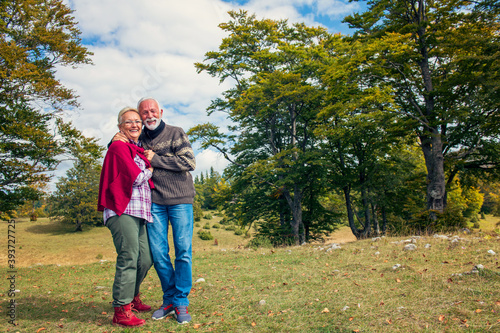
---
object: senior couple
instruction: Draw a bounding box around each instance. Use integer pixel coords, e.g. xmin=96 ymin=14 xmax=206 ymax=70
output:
xmin=97 ymin=97 xmax=196 ymax=327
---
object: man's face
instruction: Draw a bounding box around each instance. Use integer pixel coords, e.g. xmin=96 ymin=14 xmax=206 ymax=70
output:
xmin=139 ymin=99 xmax=163 ymax=130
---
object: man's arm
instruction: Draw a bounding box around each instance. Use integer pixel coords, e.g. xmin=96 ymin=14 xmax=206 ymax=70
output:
xmin=107 ymin=132 xmax=128 ymax=148
xmin=145 ymin=129 xmax=196 ymax=172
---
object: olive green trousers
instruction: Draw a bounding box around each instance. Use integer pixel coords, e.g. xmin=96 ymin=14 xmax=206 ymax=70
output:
xmin=106 ymin=214 xmax=152 ymax=307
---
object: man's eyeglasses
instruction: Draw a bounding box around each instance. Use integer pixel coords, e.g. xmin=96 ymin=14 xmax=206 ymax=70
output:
xmin=121 ymin=120 xmax=142 ymax=126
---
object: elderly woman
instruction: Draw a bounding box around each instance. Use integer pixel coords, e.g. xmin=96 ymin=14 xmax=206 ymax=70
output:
xmin=97 ymin=107 xmax=154 ymax=327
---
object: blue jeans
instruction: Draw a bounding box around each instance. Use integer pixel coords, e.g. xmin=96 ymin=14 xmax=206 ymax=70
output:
xmin=147 ymin=203 xmax=193 ymax=307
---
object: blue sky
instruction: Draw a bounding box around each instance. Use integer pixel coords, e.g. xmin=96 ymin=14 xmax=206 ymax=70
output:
xmin=56 ymin=0 xmax=363 ymax=181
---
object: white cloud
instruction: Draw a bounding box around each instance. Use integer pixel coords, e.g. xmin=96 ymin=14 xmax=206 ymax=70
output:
xmin=193 ymin=149 xmax=231 ymax=177
xmin=56 ymin=0 xmax=358 ymax=179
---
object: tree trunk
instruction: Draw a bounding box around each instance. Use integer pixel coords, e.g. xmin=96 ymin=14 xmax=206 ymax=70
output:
xmin=343 ymin=185 xmax=363 ymax=239
xmin=360 ymin=185 xmax=371 ymax=238
xmin=283 ymin=186 xmax=304 ymax=245
xmin=381 ymin=206 xmax=387 ymax=235
xmin=420 ymin=132 xmax=446 ymax=218
xmin=372 ymin=203 xmax=379 ymax=236
xmin=75 ymin=220 xmax=83 ymax=232
xmin=416 ymin=20 xmax=447 ymax=218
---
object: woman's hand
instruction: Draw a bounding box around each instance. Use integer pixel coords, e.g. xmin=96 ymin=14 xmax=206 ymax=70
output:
xmin=144 ymin=150 xmax=155 ymax=161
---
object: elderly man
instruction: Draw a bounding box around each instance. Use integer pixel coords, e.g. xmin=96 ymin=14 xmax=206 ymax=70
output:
xmin=112 ymin=97 xmax=196 ymax=324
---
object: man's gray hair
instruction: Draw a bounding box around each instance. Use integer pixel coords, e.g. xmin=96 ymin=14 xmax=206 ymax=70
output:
xmin=137 ymin=97 xmax=161 ymax=110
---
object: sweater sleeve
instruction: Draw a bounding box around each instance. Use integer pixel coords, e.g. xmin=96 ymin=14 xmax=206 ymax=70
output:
xmin=150 ymin=127 xmax=196 ymax=172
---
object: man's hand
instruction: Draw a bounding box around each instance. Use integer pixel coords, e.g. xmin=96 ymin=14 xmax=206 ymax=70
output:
xmin=112 ymin=132 xmax=128 ymax=143
xmin=144 ymin=150 xmax=155 ymax=161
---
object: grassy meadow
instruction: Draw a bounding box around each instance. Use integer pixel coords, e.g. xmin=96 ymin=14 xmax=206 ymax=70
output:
xmin=1 ymin=213 xmax=499 ymax=332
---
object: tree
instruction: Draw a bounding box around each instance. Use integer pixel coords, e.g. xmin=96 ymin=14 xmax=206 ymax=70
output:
xmin=48 ymin=124 xmax=104 ymax=231
xmin=0 ymin=0 xmax=92 ymax=216
xmin=342 ymin=0 xmax=500 ymax=219
xmin=191 ymin=11 xmax=332 ymax=244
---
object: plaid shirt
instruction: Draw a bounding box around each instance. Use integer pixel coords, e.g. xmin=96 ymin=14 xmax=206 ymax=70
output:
xmin=103 ymin=142 xmax=153 ymax=224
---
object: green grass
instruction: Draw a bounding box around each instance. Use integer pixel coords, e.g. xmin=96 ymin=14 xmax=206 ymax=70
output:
xmin=2 ymin=215 xmax=500 ymax=332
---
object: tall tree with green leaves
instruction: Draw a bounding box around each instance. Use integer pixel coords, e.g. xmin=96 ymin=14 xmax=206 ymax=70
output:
xmin=341 ymin=0 xmax=500 ymax=219
xmin=191 ymin=10 xmax=331 ymax=244
xmin=0 ymin=0 xmax=92 ymax=215
xmin=48 ymin=124 xmax=104 ymax=231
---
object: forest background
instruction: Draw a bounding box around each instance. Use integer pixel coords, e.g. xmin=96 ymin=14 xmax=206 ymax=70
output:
xmin=2 ymin=0 xmax=500 ymax=245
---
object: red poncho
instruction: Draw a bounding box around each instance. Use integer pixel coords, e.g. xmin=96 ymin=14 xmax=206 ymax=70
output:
xmin=97 ymin=141 xmax=154 ymax=215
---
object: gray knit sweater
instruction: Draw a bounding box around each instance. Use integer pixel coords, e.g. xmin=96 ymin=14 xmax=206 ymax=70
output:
xmin=140 ymin=121 xmax=196 ymax=205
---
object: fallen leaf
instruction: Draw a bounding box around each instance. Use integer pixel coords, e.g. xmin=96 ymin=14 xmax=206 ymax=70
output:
xmin=349 ymin=317 xmax=354 ymax=321
xmin=396 ymin=278 xmax=401 ymax=283
xmin=321 ymin=308 xmax=330 ymax=313
xmin=251 ymin=322 xmax=257 ymax=327
xmin=495 ymin=301 xmax=500 ymax=306
xmin=193 ymin=324 xmax=201 ymax=329
xmin=386 ymin=319 xmax=392 ymax=324
xmin=438 ymin=315 xmax=445 ymax=322
xmin=475 ymin=309 xmax=482 ymax=313
xmin=101 ymin=312 xmax=107 ymax=315
xmin=36 ymin=328 xmax=46 ymax=333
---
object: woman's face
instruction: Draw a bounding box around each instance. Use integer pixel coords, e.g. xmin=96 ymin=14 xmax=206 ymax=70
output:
xmin=118 ymin=111 xmax=142 ymax=142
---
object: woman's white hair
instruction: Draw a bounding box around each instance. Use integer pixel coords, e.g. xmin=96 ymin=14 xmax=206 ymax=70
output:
xmin=117 ymin=107 xmax=139 ymax=125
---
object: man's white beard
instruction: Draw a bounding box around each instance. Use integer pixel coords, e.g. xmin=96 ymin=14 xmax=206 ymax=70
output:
xmin=144 ymin=117 xmax=161 ymax=131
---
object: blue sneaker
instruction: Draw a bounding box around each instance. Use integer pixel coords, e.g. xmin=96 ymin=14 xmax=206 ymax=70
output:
xmin=174 ymin=306 xmax=191 ymax=324
xmin=152 ymin=304 xmax=174 ymax=320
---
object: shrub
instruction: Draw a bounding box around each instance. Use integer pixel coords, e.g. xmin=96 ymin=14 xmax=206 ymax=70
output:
xmin=203 ymin=213 xmax=213 ymax=220
xmin=234 ymin=228 xmax=244 ymax=235
xmin=247 ymin=236 xmax=274 ymax=250
xmin=212 ymin=223 xmax=220 ymax=229
xmin=195 ymin=222 xmax=201 ymax=227
xmin=225 ymin=225 xmax=236 ymax=231
xmin=203 ymin=222 xmax=211 ymax=229
xmin=198 ymin=230 xmax=214 ymax=240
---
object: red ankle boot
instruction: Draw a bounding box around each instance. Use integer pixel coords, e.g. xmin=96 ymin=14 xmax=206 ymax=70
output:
xmin=131 ymin=293 xmax=151 ymax=312
xmin=113 ymin=304 xmax=145 ymax=327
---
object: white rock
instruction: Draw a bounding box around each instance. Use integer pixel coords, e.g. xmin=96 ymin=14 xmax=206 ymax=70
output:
xmin=434 ymin=234 xmax=449 ymax=240
xmin=403 ymin=244 xmax=417 ymax=251
xmin=425 ymin=244 xmax=431 ymax=248
xmin=392 ymin=264 xmax=402 ymax=270
xmin=487 ymin=250 xmax=496 ymax=255
xmin=259 ymin=300 xmax=266 ymax=306
xmin=195 ymin=278 xmax=206 ymax=283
